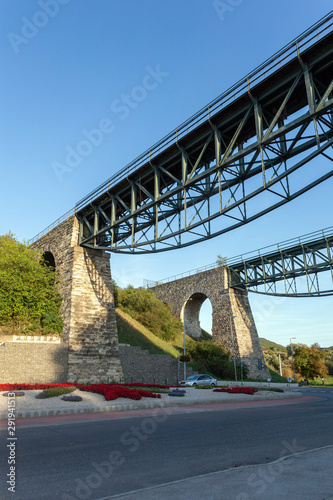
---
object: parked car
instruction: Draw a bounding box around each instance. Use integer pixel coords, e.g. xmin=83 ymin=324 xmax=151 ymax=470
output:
xmin=179 ymin=374 xmax=217 ymax=386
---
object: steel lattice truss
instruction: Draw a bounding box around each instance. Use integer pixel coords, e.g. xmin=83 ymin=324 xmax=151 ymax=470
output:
xmin=77 ymin=15 xmax=333 ymax=253
xmin=228 ymin=228 xmax=333 ymax=297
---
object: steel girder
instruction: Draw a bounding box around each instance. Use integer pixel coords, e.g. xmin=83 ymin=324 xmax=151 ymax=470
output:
xmin=228 ymin=227 xmax=333 ymax=297
xmin=77 ymin=19 xmax=333 ymax=253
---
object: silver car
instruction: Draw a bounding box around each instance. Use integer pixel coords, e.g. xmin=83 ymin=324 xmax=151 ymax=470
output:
xmin=179 ymin=374 xmax=217 ymax=386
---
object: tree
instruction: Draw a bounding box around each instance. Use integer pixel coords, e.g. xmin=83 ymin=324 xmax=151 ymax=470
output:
xmin=0 ymin=233 xmax=63 ymax=333
xmin=293 ymin=343 xmax=328 ymax=380
xmin=216 ymin=255 xmax=227 ymax=266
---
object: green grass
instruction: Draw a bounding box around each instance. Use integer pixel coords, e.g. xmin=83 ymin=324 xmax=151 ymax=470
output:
xmin=116 ymin=308 xmax=191 ymax=358
xmin=260 ymin=337 xmax=287 ymax=352
xmin=267 ymin=368 xmax=289 ymax=383
xmin=309 ymin=375 xmax=333 ymax=387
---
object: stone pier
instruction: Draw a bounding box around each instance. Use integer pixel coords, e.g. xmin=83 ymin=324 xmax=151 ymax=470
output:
xmin=30 ymin=215 xmax=123 ymax=383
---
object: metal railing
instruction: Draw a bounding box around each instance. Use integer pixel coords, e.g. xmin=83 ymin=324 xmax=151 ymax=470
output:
xmin=144 ymin=226 xmax=333 ymax=287
xmin=28 ymin=12 xmax=333 ymax=245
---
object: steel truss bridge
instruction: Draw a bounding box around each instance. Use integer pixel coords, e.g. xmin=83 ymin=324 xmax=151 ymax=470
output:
xmin=30 ymin=13 xmax=333 ymax=252
xmin=145 ymin=226 xmax=333 ymax=297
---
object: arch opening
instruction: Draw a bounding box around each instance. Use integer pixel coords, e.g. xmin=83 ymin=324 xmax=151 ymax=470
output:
xmin=182 ymin=293 xmax=212 ymax=340
xmin=42 ymin=251 xmax=56 ymax=269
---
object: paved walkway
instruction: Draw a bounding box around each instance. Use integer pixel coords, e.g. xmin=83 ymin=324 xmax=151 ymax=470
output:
xmin=106 ymin=445 xmax=333 ymax=500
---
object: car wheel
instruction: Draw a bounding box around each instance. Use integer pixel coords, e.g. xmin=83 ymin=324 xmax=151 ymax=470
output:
xmin=193 ymin=383 xmax=197 ymax=386
xmin=211 ymin=383 xmax=216 ymax=386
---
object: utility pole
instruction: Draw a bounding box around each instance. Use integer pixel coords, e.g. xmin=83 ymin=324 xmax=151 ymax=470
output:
xmin=230 ymin=315 xmax=237 ymax=382
xmin=290 ymin=337 xmax=296 ymax=382
xmin=278 ymin=352 xmax=283 ymax=377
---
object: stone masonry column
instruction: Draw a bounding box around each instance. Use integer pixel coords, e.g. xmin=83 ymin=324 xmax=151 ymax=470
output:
xmin=213 ymin=269 xmax=270 ymax=379
xmin=66 ymin=246 xmax=123 ymax=383
xmin=30 ymin=215 xmax=123 ymax=384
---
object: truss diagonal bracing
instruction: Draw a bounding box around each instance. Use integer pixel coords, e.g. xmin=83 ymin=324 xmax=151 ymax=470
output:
xmin=228 ymin=227 xmax=333 ymax=297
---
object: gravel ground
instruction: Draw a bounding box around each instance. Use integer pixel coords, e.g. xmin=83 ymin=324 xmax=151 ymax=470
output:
xmin=0 ymin=387 xmax=301 ymax=418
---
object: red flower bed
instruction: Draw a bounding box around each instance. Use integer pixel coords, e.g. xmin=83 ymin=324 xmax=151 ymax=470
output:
xmin=0 ymin=382 xmax=162 ymax=401
xmin=0 ymin=383 xmax=79 ymax=392
xmin=79 ymin=384 xmax=161 ymax=401
xmin=213 ymin=387 xmax=258 ymax=395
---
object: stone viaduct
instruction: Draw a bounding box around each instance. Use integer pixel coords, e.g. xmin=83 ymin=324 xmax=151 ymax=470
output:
xmin=11 ymin=215 xmax=269 ymax=383
xmin=150 ymin=268 xmax=269 ymax=379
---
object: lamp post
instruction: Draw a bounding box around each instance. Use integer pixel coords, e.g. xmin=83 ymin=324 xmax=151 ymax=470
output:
xmin=183 ymin=317 xmax=186 ymax=380
xmin=230 ymin=315 xmax=237 ymax=382
xmin=290 ymin=337 xmax=296 ymax=382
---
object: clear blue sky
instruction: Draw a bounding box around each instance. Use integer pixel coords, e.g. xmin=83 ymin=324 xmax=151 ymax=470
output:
xmin=1 ymin=0 xmax=332 ymax=347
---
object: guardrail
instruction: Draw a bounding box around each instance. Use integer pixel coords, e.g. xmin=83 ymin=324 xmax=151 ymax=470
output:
xmin=28 ymin=12 xmax=333 ymax=245
xmin=144 ymin=226 xmax=333 ymax=287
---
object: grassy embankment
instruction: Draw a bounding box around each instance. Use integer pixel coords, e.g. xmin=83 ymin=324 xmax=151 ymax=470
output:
xmin=116 ymin=309 xmax=289 ymax=382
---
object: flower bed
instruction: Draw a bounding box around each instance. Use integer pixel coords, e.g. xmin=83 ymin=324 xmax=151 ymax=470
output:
xmin=79 ymin=384 xmax=162 ymax=401
xmin=0 ymin=382 xmax=162 ymax=402
xmin=2 ymin=391 xmax=25 ymax=397
xmin=168 ymin=389 xmax=186 ymax=397
xmin=213 ymin=387 xmax=258 ymax=395
xmin=62 ymin=395 xmax=83 ymax=402
xmin=0 ymin=383 xmax=80 ymax=392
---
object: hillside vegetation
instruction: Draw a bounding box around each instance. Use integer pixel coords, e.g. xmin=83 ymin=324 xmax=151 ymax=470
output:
xmin=0 ymin=234 xmax=63 ymax=335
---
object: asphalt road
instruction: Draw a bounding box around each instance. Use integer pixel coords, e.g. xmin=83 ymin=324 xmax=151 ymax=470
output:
xmin=0 ymin=388 xmax=332 ymax=500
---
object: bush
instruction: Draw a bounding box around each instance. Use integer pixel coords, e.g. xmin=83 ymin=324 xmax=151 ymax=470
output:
xmin=40 ymin=311 xmax=64 ymax=335
xmin=187 ymin=340 xmax=247 ymax=380
xmin=35 ymin=386 xmax=76 ymax=399
xmin=62 ymin=395 xmax=82 ymax=402
xmin=0 ymin=233 xmax=63 ymax=333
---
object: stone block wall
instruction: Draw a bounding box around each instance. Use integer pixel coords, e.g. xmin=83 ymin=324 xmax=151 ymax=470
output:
xmin=118 ymin=345 xmax=197 ymax=385
xmin=0 ymin=341 xmax=68 ymax=383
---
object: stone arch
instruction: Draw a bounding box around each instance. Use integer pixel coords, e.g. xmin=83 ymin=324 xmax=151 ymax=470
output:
xmin=181 ymin=292 xmax=212 ymax=339
xmin=42 ymin=251 xmax=56 ymax=269
xmin=150 ymin=266 xmax=270 ymax=379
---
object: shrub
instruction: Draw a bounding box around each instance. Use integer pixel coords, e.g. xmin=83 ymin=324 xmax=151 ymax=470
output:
xmin=0 ymin=233 xmax=63 ymax=333
xmin=62 ymin=395 xmax=82 ymax=402
xmin=187 ymin=340 xmax=246 ymax=379
xmin=2 ymin=391 xmax=25 ymax=397
xmin=179 ymin=355 xmax=191 ymax=362
xmin=40 ymin=311 xmax=64 ymax=335
xmin=35 ymin=386 xmax=76 ymax=399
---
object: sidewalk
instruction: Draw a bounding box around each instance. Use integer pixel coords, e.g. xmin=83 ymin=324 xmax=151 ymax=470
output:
xmin=107 ymin=445 xmax=333 ymax=500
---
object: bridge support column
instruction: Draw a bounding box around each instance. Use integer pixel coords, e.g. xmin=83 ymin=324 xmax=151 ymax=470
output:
xmin=214 ymin=286 xmax=270 ymax=380
xmin=30 ymin=215 xmax=123 ymax=384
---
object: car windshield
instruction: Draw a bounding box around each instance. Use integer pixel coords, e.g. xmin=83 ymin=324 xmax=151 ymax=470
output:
xmin=187 ymin=376 xmax=198 ymax=380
